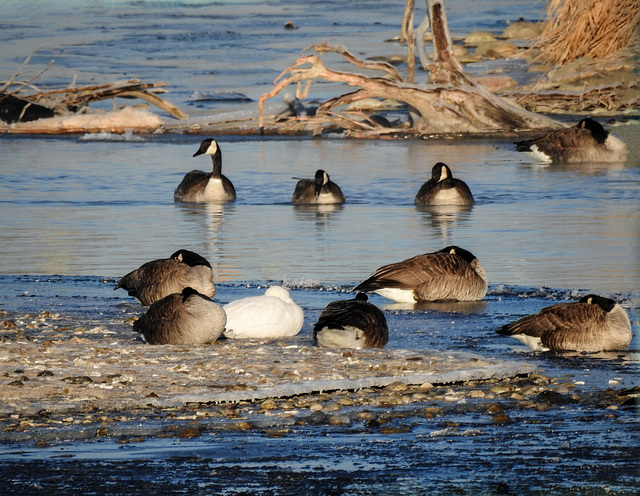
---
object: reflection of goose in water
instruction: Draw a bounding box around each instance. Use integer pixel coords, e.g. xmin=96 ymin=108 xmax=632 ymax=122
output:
xmin=515 ymin=118 xmax=627 ymax=164
xmin=175 ymin=201 xmax=230 ymax=231
xmin=115 ymin=249 xmax=216 ymax=306
xmin=292 ymin=169 xmax=346 ymax=205
xmin=414 ymin=162 xmax=475 ymax=206
xmin=133 ymin=287 xmax=226 ymax=345
xmin=354 ymin=246 xmax=488 ymax=303
xmin=173 ymin=202 xmax=240 ymax=282
xmin=293 ymin=202 xmax=345 ymax=224
xmin=381 ymin=299 xmax=487 ymax=314
xmin=496 ymin=294 xmax=632 ymax=352
xmin=415 ymin=203 xmax=474 ymax=243
xmin=313 ymin=293 xmax=388 ymax=349
xmin=174 ymin=138 xmax=237 ymax=203
xmin=223 ymin=286 xmax=304 ymax=339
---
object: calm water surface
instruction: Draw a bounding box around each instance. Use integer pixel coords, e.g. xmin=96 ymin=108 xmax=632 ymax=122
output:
xmin=1 ymin=134 xmax=638 ymax=294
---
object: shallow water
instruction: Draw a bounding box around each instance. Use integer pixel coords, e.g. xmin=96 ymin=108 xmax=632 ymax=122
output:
xmin=1 ymin=1 xmax=639 ymax=494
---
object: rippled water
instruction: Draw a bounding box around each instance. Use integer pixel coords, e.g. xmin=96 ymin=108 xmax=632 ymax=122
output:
xmin=0 ymin=1 xmax=639 ymax=494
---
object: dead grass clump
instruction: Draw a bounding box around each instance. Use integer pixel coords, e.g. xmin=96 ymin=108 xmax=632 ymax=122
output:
xmin=532 ymin=0 xmax=639 ymax=66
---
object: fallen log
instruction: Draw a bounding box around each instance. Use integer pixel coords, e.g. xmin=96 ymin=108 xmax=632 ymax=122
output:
xmin=1 ymin=106 xmax=164 ymax=134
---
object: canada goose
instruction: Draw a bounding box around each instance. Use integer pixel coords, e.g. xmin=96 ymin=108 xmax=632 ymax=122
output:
xmin=174 ymin=138 xmax=237 ymax=202
xmin=115 ymin=249 xmax=215 ymax=306
xmin=292 ymin=169 xmax=346 ymax=205
xmin=496 ymin=294 xmax=632 ymax=352
xmin=414 ymin=162 xmax=475 ymax=206
xmin=515 ymin=118 xmax=628 ymax=164
xmin=354 ymin=246 xmax=488 ymax=303
xmin=223 ymin=286 xmax=304 ymax=339
xmin=133 ymin=287 xmax=227 ymax=345
xmin=313 ymin=293 xmax=388 ymax=349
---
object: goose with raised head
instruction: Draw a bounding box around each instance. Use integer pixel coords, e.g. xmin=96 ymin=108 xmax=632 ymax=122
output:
xmin=223 ymin=286 xmax=304 ymax=339
xmin=314 ymin=293 xmax=388 ymax=349
xmin=414 ymin=162 xmax=475 ymax=206
xmin=115 ymin=249 xmax=215 ymax=306
xmin=354 ymin=246 xmax=487 ymax=303
xmin=174 ymin=138 xmax=237 ymax=202
xmin=133 ymin=287 xmax=227 ymax=345
xmin=292 ymin=169 xmax=345 ymax=205
xmin=496 ymin=294 xmax=632 ymax=352
xmin=515 ymin=118 xmax=627 ymax=164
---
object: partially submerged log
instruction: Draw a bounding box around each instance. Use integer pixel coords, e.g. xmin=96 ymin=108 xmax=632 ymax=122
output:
xmin=2 ymin=106 xmax=164 ymax=134
xmin=259 ymin=0 xmax=561 ymax=138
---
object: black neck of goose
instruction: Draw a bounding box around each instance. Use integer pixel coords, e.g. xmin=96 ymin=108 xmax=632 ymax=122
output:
xmin=440 ymin=176 xmax=455 ymax=189
xmin=211 ymin=149 xmax=222 ymax=178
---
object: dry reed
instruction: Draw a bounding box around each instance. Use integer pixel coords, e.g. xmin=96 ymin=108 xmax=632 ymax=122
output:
xmin=533 ymin=0 xmax=639 ymax=65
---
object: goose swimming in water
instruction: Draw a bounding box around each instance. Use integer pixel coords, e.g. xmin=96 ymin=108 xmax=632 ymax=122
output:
xmin=515 ymin=118 xmax=627 ymax=164
xmin=496 ymin=294 xmax=632 ymax=352
xmin=174 ymin=138 xmax=237 ymax=202
xmin=313 ymin=293 xmax=388 ymax=349
xmin=414 ymin=162 xmax=475 ymax=206
xmin=115 ymin=249 xmax=216 ymax=306
xmin=133 ymin=287 xmax=227 ymax=345
xmin=223 ymin=286 xmax=304 ymax=339
xmin=292 ymin=169 xmax=346 ymax=205
xmin=354 ymin=246 xmax=488 ymax=303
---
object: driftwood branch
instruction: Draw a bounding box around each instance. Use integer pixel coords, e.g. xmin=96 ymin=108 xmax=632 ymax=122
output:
xmin=259 ymin=0 xmax=560 ymax=137
xmin=26 ymin=79 xmax=187 ymax=119
xmin=305 ymin=42 xmax=404 ymax=82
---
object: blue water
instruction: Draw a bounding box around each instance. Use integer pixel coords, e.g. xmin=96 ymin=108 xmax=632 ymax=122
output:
xmin=0 ymin=1 xmax=639 ymax=494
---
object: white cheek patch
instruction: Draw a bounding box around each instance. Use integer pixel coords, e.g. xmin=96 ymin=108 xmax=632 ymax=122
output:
xmin=206 ymin=141 xmax=218 ymax=154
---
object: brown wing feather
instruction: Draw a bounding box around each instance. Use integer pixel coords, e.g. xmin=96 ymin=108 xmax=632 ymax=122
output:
xmin=497 ymin=302 xmax=605 ymax=349
xmin=540 ymin=303 xmax=606 ymax=351
xmin=313 ymin=299 xmax=388 ymax=348
xmin=355 ymin=253 xmax=445 ymax=291
xmin=116 ymin=258 xmax=185 ymax=305
xmin=532 ymin=127 xmax=596 ymax=162
xmin=133 ymin=293 xmax=183 ymax=344
xmin=174 ymin=170 xmax=210 ymax=199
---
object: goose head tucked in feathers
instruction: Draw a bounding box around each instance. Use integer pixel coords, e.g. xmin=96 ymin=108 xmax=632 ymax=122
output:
xmin=514 ymin=118 xmax=627 ymax=164
xmin=353 ymin=245 xmax=487 ymax=303
xmin=313 ymin=292 xmax=389 ymax=349
xmin=115 ymin=249 xmax=216 ymax=306
xmin=133 ymin=287 xmax=227 ymax=345
xmin=496 ymin=294 xmax=632 ymax=352
xmin=414 ymin=162 xmax=475 ymax=206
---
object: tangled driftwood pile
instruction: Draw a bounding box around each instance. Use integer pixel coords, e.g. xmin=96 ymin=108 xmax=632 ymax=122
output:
xmin=259 ymin=0 xmax=561 ymax=138
xmin=1 ymin=0 xmax=636 ymax=136
xmin=0 ymin=52 xmax=185 ymax=134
